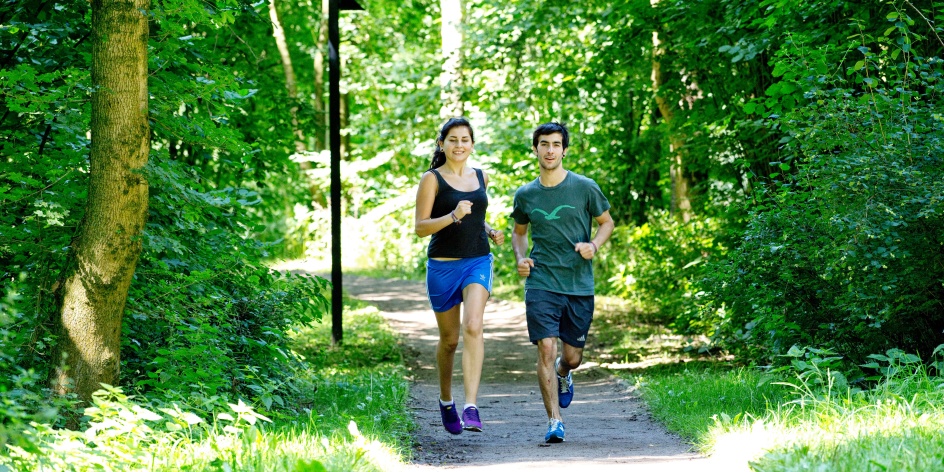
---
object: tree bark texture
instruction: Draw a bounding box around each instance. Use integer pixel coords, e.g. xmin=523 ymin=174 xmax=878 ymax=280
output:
xmin=53 ymin=0 xmax=150 ymax=401
xmin=650 ymin=21 xmax=693 ymax=222
xmin=439 ymin=0 xmax=464 ymax=118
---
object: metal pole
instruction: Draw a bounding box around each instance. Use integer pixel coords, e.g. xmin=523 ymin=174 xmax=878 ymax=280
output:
xmin=329 ymin=0 xmax=343 ymax=345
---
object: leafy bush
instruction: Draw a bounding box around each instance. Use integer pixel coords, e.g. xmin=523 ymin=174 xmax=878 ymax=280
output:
xmin=0 ymin=0 xmax=329 ymax=424
xmin=705 ymin=15 xmax=944 ymax=364
xmin=0 ymin=278 xmax=78 ymax=451
xmin=0 ymin=0 xmax=94 ymax=383
xmin=1 ymin=291 xmax=413 ymax=470
xmin=769 ymin=345 xmax=854 ymax=402
xmin=600 ymin=210 xmax=727 ymax=332
xmin=1 ymin=385 xmax=273 ymax=471
xmin=122 ymin=159 xmax=329 ymax=412
xmin=1 ymin=371 xmax=410 ymax=471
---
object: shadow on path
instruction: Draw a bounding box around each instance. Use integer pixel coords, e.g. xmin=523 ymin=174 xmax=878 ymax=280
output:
xmin=306 ymin=271 xmax=710 ymax=471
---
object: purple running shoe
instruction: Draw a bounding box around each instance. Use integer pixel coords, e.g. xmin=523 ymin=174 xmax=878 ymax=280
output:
xmin=439 ymin=402 xmax=463 ymax=435
xmin=462 ymin=406 xmax=483 ymax=432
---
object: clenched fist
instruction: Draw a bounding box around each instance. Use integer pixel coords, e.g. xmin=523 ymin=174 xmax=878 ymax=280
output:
xmin=517 ymin=257 xmax=534 ymax=277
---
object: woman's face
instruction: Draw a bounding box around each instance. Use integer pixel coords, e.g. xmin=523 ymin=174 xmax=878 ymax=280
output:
xmin=440 ymin=126 xmax=474 ymax=164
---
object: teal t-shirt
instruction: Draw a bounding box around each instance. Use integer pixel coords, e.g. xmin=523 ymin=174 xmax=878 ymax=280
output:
xmin=511 ymin=171 xmax=611 ymax=296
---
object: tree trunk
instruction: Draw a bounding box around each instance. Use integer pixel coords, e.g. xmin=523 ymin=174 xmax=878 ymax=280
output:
xmin=651 ymin=1 xmax=692 ymax=222
xmin=341 ymin=92 xmax=350 ymax=160
xmin=52 ymin=0 xmax=150 ymax=402
xmin=270 ymin=0 xmax=329 ymax=208
xmin=268 ymin=0 xmax=306 ymax=153
xmin=439 ymin=0 xmax=463 ymax=118
xmin=313 ymin=0 xmax=328 ymax=151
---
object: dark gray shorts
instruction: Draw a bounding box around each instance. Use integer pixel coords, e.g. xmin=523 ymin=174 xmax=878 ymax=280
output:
xmin=524 ymin=289 xmax=594 ymax=348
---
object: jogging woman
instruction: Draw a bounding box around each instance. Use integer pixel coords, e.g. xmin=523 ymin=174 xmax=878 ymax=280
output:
xmin=414 ymin=117 xmax=504 ymax=434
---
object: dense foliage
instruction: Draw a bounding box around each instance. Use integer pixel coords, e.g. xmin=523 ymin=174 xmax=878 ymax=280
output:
xmin=706 ymin=15 xmax=944 ymax=363
xmin=1 ymin=0 xmax=942 ymax=456
xmin=339 ymin=0 xmax=943 ymax=373
xmin=1 ymin=0 xmax=329 ymax=436
xmin=0 ymin=302 xmax=411 ymax=471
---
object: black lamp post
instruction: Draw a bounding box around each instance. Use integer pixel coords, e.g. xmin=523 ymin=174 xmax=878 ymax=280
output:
xmin=330 ymin=0 xmax=363 ymax=344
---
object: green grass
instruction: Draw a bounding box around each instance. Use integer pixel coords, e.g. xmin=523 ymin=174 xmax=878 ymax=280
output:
xmin=628 ymin=363 xmax=791 ymax=445
xmin=291 ymin=304 xmax=405 ymax=370
xmin=626 ymin=365 xmax=944 ymax=471
xmin=0 ymin=299 xmax=413 ymax=471
xmin=591 ymin=300 xmax=944 ymax=472
xmin=737 ymin=369 xmax=944 ymax=472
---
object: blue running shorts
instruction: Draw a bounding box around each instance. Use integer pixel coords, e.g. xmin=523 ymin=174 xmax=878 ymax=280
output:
xmin=426 ymin=254 xmax=494 ymax=313
xmin=524 ymin=289 xmax=594 ymax=348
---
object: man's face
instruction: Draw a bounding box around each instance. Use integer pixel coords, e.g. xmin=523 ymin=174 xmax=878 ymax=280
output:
xmin=533 ymin=132 xmax=565 ymax=171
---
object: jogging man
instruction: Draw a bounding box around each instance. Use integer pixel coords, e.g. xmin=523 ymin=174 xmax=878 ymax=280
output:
xmin=510 ymin=122 xmax=615 ymax=443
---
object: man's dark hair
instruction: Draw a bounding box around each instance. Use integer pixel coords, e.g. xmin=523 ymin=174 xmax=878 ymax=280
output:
xmin=532 ymin=122 xmax=569 ymax=150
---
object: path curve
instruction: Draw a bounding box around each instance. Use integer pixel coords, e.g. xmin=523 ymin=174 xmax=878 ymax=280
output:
xmin=339 ymin=274 xmax=709 ymax=471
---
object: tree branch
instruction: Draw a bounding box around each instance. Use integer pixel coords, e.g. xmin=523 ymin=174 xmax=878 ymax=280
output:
xmin=905 ymin=1 xmax=944 ymax=48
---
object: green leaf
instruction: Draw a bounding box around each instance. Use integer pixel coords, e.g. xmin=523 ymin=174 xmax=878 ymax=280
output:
xmin=294 ymin=460 xmax=327 ymax=472
xmin=781 ymin=95 xmax=796 ymax=110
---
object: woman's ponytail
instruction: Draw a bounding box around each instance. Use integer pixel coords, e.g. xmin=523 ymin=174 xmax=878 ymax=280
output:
xmin=429 ymin=147 xmax=447 ymax=170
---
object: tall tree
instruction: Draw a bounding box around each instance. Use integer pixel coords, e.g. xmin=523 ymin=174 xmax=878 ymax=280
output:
xmin=268 ymin=0 xmax=306 ymax=153
xmin=314 ymin=0 xmax=329 ymax=151
xmin=439 ymin=0 xmax=464 ymax=118
xmin=52 ymin=0 xmax=150 ymax=401
xmin=650 ymin=0 xmax=693 ymax=222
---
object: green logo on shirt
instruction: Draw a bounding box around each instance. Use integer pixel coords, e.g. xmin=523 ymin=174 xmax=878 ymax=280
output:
xmin=532 ymin=205 xmax=575 ymax=221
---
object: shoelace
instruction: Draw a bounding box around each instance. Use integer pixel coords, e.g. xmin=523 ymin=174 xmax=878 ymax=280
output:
xmin=465 ymin=407 xmax=480 ymax=422
xmin=559 ymin=373 xmax=570 ymax=393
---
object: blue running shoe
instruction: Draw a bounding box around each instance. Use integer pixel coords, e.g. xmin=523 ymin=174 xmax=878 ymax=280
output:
xmin=556 ymin=358 xmax=574 ymax=408
xmin=439 ymin=401 xmax=463 ymax=435
xmin=545 ymin=418 xmax=565 ymax=443
xmin=462 ymin=406 xmax=483 ymax=432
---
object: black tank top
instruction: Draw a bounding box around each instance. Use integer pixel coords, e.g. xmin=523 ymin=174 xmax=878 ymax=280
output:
xmin=427 ymin=168 xmax=490 ymax=259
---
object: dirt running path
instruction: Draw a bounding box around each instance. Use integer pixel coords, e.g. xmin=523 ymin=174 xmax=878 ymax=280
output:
xmin=338 ymin=274 xmax=709 ymax=471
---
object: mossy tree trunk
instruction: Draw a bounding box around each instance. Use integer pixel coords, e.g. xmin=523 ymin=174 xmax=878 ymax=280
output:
xmin=52 ymin=0 xmax=150 ymax=402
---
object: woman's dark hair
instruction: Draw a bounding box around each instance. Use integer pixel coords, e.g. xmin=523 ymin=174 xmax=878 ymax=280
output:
xmin=429 ymin=117 xmax=475 ymax=170
xmin=532 ymin=122 xmax=569 ymax=149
